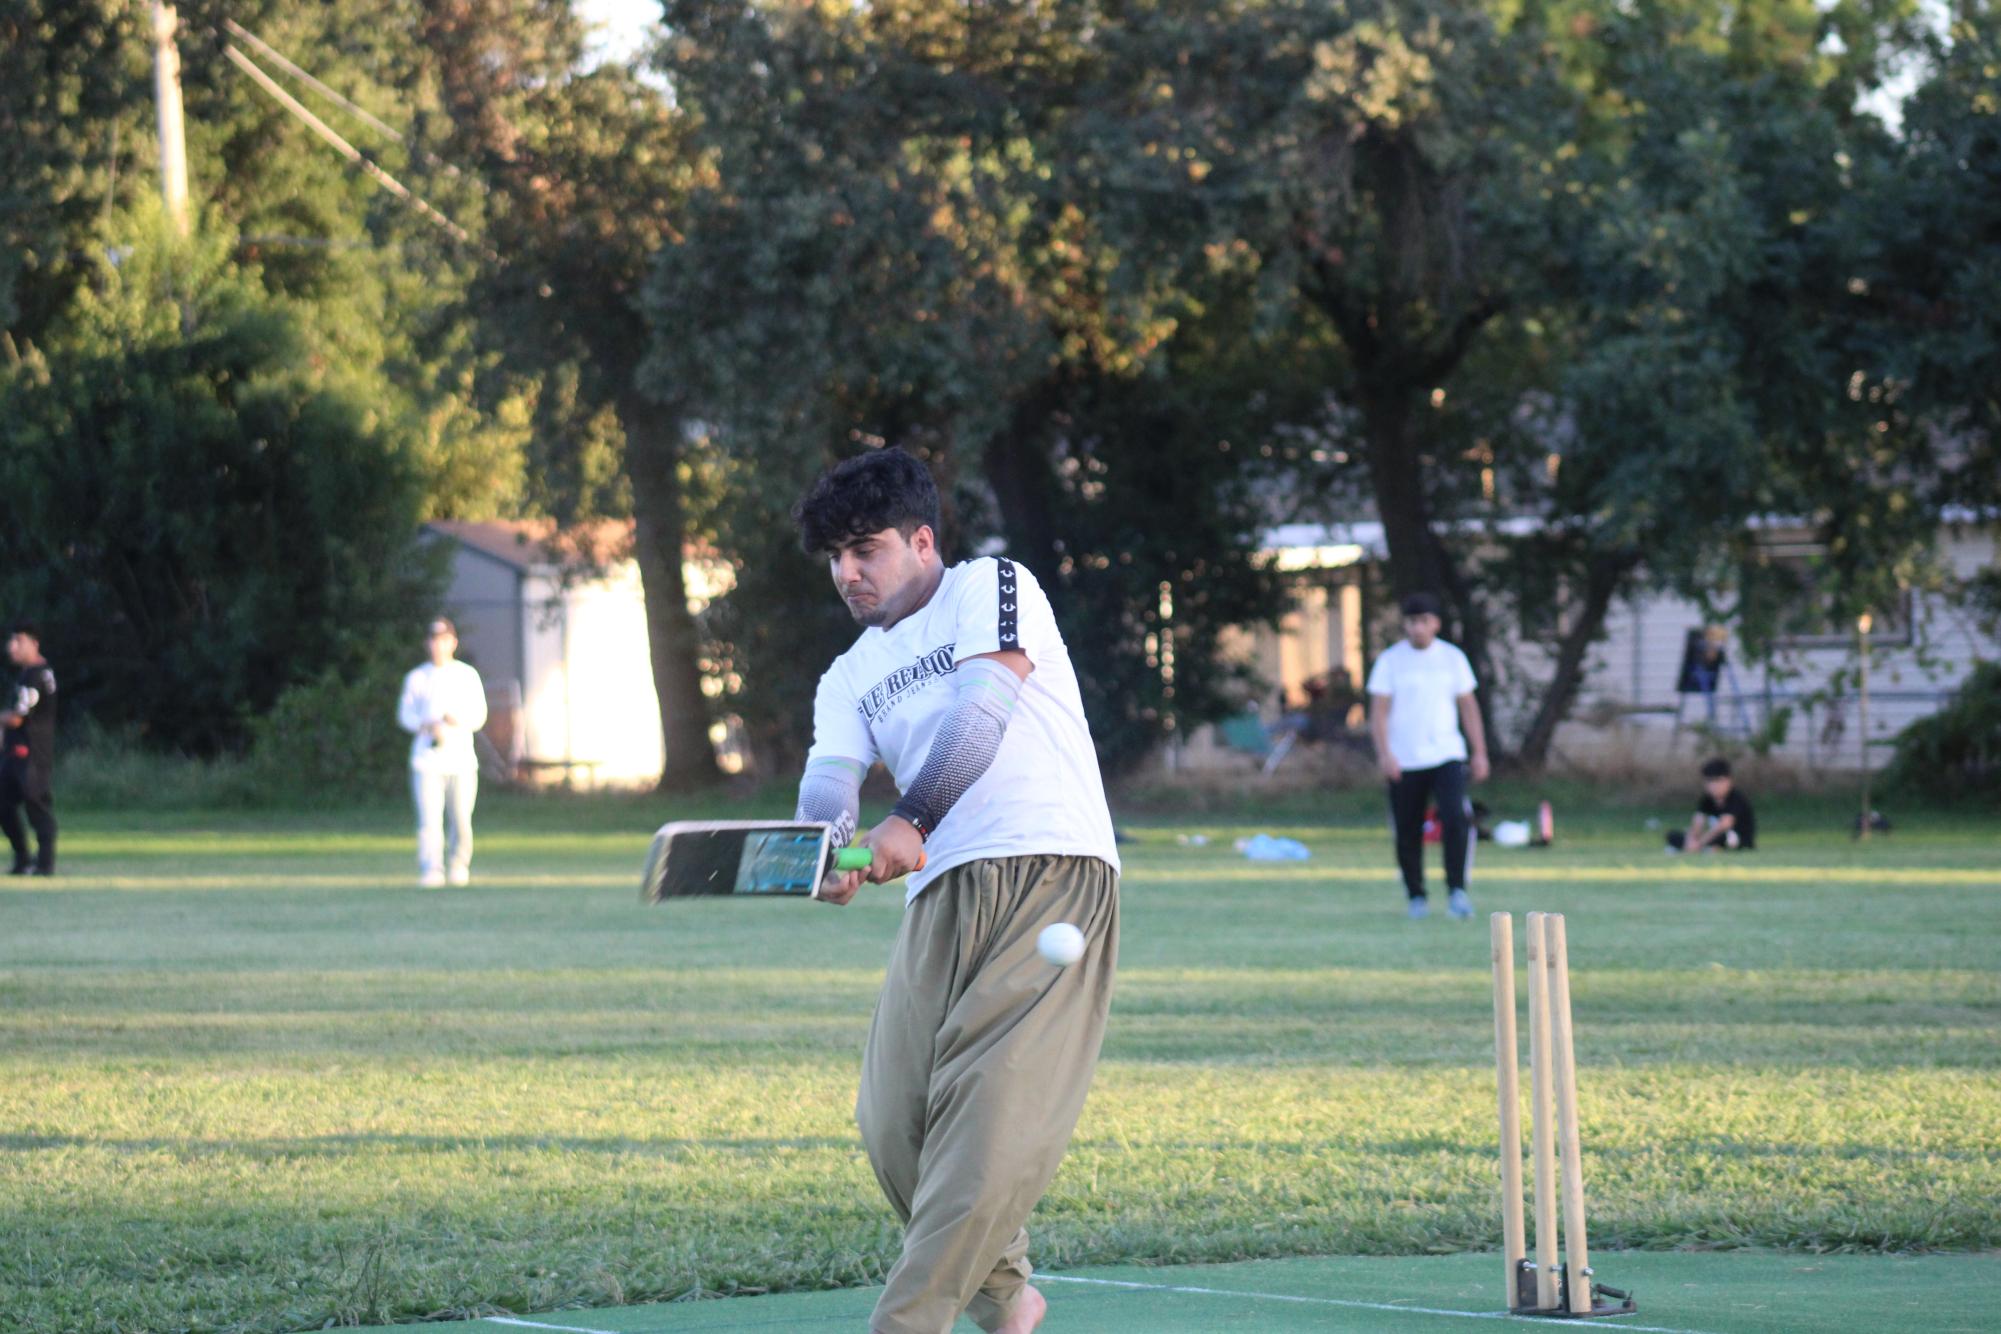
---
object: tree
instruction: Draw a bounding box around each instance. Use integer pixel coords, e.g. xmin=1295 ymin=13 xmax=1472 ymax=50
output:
xmin=0 ymin=0 xmax=149 ymax=349
xmin=1077 ymin=0 xmax=1938 ymax=764
xmin=1 ymin=2 xmax=542 ymax=756
xmin=650 ymin=0 xmax=1289 ymax=773
xmin=1 ymin=1 xmax=534 ymax=515
xmin=0 ymin=211 xmax=437 ymax=753
xmin=1850 ymin=5 xmax=2001 ymax=619
xmin=1497 ymin=1 xmax=1969 ymax=763
xmin=186 ymin=0 xmax=536 ymax=518
xmin=416 ymin=0 xmax=723 ymax=786
xmin=1071 ymin=1 xmax=1572 ymax=704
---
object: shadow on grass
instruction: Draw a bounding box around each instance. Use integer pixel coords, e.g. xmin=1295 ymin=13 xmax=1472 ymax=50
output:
xmin=0 ymin=1131 xmax=857 ymax=1157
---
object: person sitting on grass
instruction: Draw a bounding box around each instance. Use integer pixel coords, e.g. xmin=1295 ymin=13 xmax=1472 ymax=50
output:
xmin=1666 ymin=757 xmax=1757 ymax=853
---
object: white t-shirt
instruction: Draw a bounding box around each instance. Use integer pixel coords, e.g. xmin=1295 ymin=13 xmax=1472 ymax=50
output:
xmin=805 ymin=557 xmax=1120 ymax=901
xmin=1366 ymin=638 xmax=1477 ymax=770
xmin=398 ymin=659 xmax=489 ymax=773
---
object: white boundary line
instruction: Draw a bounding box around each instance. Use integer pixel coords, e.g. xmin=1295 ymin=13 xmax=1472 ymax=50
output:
xmin=1038 ymin=1275 xmax=1717 ymax=1334
xmin=481 ymin=1318 xmax=619 ymax=1334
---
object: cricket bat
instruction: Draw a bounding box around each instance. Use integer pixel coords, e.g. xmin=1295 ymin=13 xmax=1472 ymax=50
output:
xmin=638 ymin=820 xmax=924 ymax=903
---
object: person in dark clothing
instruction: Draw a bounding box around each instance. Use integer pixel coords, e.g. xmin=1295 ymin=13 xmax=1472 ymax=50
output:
xmin=1666 ymin=757 xmax=1756 ymax=853
xmin=1 ymin=624 xmax=56 ymax=875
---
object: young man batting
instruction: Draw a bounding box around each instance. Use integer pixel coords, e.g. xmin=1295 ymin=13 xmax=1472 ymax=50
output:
xmin=792 ymin=447 xmax=1120 ymax=1334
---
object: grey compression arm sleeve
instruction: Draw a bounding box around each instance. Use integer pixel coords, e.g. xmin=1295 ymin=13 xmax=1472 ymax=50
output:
xmin=795 ymin=756 xmax=865 ymax=848
xmin=890 ymin=657 xmax=1025 ymax=839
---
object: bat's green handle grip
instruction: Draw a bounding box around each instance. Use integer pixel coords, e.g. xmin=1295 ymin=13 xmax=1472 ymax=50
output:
xmin=831 ymin=846 xmax=926 ymax=873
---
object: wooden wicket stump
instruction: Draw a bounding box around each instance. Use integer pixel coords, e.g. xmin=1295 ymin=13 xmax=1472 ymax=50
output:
xmin=1492 ymin=911 xmax=1639 ymax=1320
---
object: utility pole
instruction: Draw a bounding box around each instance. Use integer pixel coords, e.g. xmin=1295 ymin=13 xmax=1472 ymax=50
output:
xmin=151 ymin=0 xmax=191 ymax=234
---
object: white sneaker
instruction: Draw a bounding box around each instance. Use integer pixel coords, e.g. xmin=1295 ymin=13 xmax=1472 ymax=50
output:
xmin=1447 ymin=888 xmax=1474 ymax=919
xmin=447 ymin=867 xmax=470 ymax=887
xmin=419 ymin=870 xmax=447 ymax=888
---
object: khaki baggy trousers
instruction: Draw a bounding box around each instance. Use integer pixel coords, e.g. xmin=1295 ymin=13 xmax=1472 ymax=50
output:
xmin=858 ymin=853 xmax=1119 ymax=1334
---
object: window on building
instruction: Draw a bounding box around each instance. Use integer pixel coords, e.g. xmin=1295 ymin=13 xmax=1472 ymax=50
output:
xmin=1755 ymin=543 xmax=1913 ymax=648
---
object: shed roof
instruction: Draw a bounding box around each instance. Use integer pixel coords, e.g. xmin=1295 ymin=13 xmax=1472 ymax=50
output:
xmin=424 ymin=519 xmax=634 ymax=572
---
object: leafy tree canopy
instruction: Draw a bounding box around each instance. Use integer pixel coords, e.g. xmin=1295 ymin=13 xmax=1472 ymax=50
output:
xmin=0 ymin=210 xmax=438 ymax=752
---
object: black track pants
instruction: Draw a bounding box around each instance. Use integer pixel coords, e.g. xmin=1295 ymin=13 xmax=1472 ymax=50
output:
xmin=0 ymin=761 xmax=55 ymax=873
xmin=1386 ymin=760 xmax=1468 ymax=898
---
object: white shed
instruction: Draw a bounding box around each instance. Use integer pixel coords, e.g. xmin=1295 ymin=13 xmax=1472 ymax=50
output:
xmin=1543 ymin=522 xmax=1999 ymax=771
xmin=421 ymin=520 xmax=674 ymax=789
xmin=1190 ymin=518 xmax=1997 ymax=774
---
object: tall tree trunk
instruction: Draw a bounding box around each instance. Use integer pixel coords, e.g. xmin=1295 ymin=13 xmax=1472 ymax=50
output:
xmin=1514 ymin=551 xmax=1638 ymax=770
xmin=1362 ymin=400 xmax=1452 ymax=601
xmin=1433 ymin=539 xmax=1498 ymax=752
xmin=1311 ymin=261 xmax=1504 ymax=750
xmin=1362 ymin=397 xmax=1501 ymax=748
xmin=981 ymin=386 xmax=1064 ymax=578
xmin=620 ymin=391 xmax=722 ymax=789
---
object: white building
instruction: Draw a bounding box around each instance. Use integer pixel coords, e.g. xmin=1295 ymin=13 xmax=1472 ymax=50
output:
xmin=422 ymin=520 xmax=731 ymax=789
xmin=1537 ymin=522 xmax=1998 ymax=771
xmin=1198 ymin=519 xmax=1998 ymax=773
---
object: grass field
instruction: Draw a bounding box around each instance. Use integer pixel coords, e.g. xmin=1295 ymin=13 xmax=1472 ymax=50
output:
xmin=1 ymin=786 xmax=1997 ymax=1333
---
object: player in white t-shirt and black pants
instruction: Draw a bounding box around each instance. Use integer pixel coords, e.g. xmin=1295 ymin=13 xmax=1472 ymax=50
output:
xmin=1366 ymin=593 xmax=1489 ymax=921
xmin=792 ymin=448 xmax=1119 ymax=1334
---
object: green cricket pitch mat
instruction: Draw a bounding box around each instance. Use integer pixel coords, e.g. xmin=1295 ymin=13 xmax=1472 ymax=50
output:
xmin=353 ymin=1251 xmax=1999 ymax=1333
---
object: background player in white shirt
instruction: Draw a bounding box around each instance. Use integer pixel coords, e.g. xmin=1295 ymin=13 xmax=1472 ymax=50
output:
xmin=1366 ymin=592 xmax=1489 ymax=920
xmin=397 ymin=617 xmax=488 ymax=888
xmin=792 ymin=448 xmax=1118 ymax=1334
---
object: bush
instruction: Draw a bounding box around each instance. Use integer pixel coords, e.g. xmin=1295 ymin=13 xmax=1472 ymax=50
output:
xmin=56 ymin=658 xmax=417 ymax=810
xmin=0 ymin=214 xmax=441 ymax=756
xmin=1883 ymin=662 xmax=2001 ymax=804
xmin=56 ymin=724 xmax=264 ymax=811
xmin=242 ymin=659 xmax=415 ymax=802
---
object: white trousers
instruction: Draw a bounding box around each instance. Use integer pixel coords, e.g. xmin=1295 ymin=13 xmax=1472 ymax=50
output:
xmin=412 ymin=768 xmax=477 ymax=876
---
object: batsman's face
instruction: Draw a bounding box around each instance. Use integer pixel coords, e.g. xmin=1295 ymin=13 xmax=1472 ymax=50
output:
xmin=830 ymin=526 xmax=936 ymax=628
xmin=5 ymin=634 xmax=35 ymax=666
xmin=1403 ymin=613 xmax=1441 ymax=649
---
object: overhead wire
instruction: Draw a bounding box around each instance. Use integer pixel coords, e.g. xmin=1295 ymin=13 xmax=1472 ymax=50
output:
xmin=220 ymin=41 xmax=489 ymax=255
xmin=221 ymin=18 xmax=463 ymax=179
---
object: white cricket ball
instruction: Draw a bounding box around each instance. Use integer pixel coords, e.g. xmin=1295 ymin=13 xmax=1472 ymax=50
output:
xmin=1037 ymin=922 xmax=1086 ymax=968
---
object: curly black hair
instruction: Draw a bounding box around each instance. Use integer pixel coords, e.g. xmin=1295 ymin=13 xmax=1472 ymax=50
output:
xmin=792 ymin=447 xmax=941 ymax=555
xmin=1701 ymin=757 xmax=1732 ymax=779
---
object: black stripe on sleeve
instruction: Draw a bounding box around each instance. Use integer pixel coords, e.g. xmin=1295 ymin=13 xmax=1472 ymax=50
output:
xmin=996 ymin=558 xmax=1019 ymax=650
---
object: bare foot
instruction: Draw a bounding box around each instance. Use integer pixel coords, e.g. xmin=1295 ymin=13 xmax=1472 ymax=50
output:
xmin=994 ymin=1284 xmax=1046 ymax=1334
